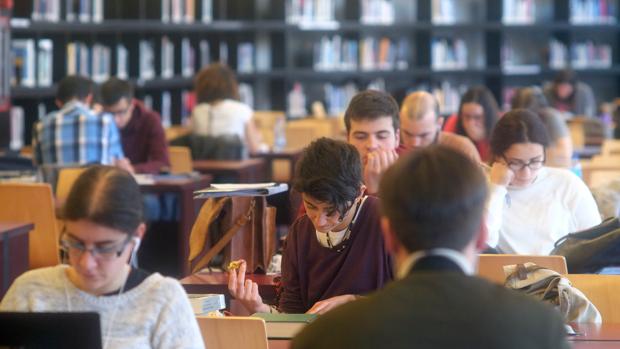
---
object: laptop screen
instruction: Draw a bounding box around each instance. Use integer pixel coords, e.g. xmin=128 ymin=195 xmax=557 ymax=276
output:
xmin=0 ymin=312 xmax=102 ymax=349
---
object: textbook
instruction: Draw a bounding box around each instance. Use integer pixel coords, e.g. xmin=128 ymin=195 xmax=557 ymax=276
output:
xmin=251 ymin=313 xmax=317 ymax=339
xmin=194 ymin=183 xmax=288 ymax=198
xmin=187 ymin=294 xmax=226 ymax=315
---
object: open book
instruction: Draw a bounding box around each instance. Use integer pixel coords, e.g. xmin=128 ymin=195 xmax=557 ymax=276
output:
xmin=194 ymin=182 xmax=288 ymax=198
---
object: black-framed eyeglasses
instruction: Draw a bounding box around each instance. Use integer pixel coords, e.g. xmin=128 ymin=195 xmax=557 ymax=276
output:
xmin=60 ymin=232 xmax=132 ymax=261
xmin=502 ymin=155 xmax=545 ymax=172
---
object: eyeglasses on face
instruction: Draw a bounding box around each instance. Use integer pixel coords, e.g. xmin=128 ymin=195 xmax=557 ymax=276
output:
xmin=60 ymin=233 xmax=132 ymax=261
xmin=502 ymin=155 xmax=545 ymax=172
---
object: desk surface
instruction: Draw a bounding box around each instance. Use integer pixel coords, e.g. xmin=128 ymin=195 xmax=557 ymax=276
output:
xmin=193 ymin=158 xmax=266 ymax=171
xmin=0 ymin=222 xmax=35 ymax=236
xmin=182 ymin=272 xmax=279 ymax=302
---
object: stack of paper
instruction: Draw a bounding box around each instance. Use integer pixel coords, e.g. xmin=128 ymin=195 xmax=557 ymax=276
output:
xmin=188 ymin=294 xmax=226 ymax=315
xmin=194 ymin=183 xmax=288 ymax=198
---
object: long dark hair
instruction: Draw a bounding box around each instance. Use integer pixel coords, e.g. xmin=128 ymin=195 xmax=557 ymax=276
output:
xmin=456 ymin=86 xmax=500 ymax=141
xmin=62 ymin=165 xmax=143 ymax=236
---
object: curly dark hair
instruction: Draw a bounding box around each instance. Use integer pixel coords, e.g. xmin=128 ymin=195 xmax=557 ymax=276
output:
xmin=293 ymin=138 xmax=363 ymax=218
xmin=193 ymin=63 xmax=240 ymax=104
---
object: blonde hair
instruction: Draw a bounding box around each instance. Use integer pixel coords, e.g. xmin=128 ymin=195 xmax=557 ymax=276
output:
xmin=401 ymin=91 xmax=439 ymax=121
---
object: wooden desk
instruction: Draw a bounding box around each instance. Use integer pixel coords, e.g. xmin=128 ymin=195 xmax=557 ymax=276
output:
xmin=268 ymin=340 xmax=290 ymax=349
xmin=140 ymin=175 xmax=212 ymax=277
xmin=251 ymin=148 xmax=303 ymax=182
xmin=569 ymin=323 xmax=620 ymax=348
xmin=182 ymin=271 xmax=279 ymax=304
xmin=193 ymin=159 xmax=267 ymax=183
xmin=0 ymin=222 xmax=33 ymax=297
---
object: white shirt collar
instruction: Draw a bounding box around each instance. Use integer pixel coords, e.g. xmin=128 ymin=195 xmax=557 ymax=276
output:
xmin=397 ymin=248 xmax=474 ymax=279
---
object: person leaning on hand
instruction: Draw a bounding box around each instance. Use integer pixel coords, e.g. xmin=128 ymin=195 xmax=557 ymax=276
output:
xmin=228 ymin=138 xmax=393 ymax=315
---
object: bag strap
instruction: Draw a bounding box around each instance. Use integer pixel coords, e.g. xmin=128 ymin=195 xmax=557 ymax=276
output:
xmin=190 ymin=198 xmax=256 ymax=274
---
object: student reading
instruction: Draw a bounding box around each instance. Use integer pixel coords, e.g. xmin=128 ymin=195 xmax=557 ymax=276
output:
xmin=0 ymin=166 xmax=204 ymax=349
xmin=229 ymin=138 xmax=393 ymax=314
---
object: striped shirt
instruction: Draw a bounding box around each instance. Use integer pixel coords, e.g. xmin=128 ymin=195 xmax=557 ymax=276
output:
xmin=33 ymin=100 xmax=124 ymax=165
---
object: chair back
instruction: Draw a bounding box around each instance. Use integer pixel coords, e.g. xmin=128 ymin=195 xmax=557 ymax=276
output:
xmin=477 ymin=254 xmax=568 ymax=284
xmin=56 ymin=168 xmax=86 ymax=205
xmin=566 ymin=274 xmax=620 ymax=323
xmin=602 ymin=139 xmax=620 ymax=156
xmin=168 ymin=146 xmax=194 ymax=174
xmin=196 ymin=316 xmax=269 ymax=349
xmin=0 ymin=183 xmax=60 ymax=268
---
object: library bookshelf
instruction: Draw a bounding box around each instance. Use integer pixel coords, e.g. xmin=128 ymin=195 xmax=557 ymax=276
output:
xmin=7 ymin=0 xmax=620 ymax=146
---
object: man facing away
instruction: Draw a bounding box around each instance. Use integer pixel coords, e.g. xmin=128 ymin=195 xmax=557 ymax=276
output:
xmin=293 ymin=145 xmax=569 ymax=349
xmin=32 ymin=75 xmax=125 ymax=167
xmin=100 ymin=78 xmax=170 ymax=174
xmin=399 ymin=90 xmax=481 ymax=162
xmin=344 ymin=90 xmax=400 ymax=194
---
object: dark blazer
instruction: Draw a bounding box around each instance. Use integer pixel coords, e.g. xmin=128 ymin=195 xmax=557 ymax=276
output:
xmin=292 ymin=255 xmax=570 ymax=349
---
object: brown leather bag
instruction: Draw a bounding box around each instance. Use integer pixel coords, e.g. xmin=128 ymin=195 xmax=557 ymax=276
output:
xmin=188 ymin=196 xmax=277 ymax=274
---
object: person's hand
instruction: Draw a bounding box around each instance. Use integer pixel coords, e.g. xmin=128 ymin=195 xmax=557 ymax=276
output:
xmin=489 ymin=161 xmax=514 ymax=187
xmin=364 ymin=149 xmax=398 ymax=194
xmin=114 ymin=157 xmax=135 ymax=174
xmin=306 ymin=294 xmax=357 ymax=315
xmin=227 ymin=260 xmax=271 ymax=314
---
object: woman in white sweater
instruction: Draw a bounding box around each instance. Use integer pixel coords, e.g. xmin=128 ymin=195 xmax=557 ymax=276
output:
xmin=486 ymin=109 xmax=601 ymax=255
xmin=191 ymin=63 xmax=262 ymax=154
xmin=0 ymin=166 xmax=204 ymax=349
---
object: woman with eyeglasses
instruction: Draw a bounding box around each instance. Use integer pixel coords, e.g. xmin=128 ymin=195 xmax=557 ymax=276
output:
xmin=485 ymin=109 xmax=601 ymax=255
xmin=443 ymin=86 xmax=500 ymax=163
xmin=228 ymin=138 xmax=393 ymax=314
xmin=0 ymin=165 xmax=204 ymax=349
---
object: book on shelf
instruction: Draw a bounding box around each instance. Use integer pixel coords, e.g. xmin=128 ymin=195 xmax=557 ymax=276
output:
xmin=66 ymin=41 xmax=92 ymax=77
xmin=432 ymin=80 xmax=467 ymax=115
xmin=199 ymin=40 xmax=210 ymax=68
xmin=37 ymin=39 xmax=53 ymax=87
xmin=188 ymin=294 xmax=226 ymax=315
xmin=571 ymin=41 xmax=612 ymax=69
xmin=161 ymin=36 xmax=175 ymax=79
xmin=324 ymin=82 xmax=358 ymax=115
xmin=10 ymin=106 xmax=24 ymax=151
xmin=570 ymin=0 xmax=616 ymax=24
xmin=219 ymin=41 xmax=228 ymax=64
xmin=432 ymin=0 xmax=456 ymax=24
xmin=287 ymin=0 xmax=336 ymax=25
xmin=161 ymin=91 xmax=172 ymax=128
xmin=237 ymin=42 xmax=254 ymax=73
xmin=239 ymin=83 xmax=254 ymax=108
xmin=431 ymin=37 xmax=467 ymax=71
xmin=116 ymin=44 xmax=129 ymax=80
xmin=181 ymin=38 xmax=195 ymax=78
xmin=32 ymin=0 xmax=60 ymax=22
xmin=11 ymin=39 xmax=36 ymax=87
xmin=194 ymin=183 xmax=289 ymax=198
xmin=502 ymin=0 xmax=535 ymax=24
xmin=163 ymin=0 xmax=196 ymax=23
xmin=549 ymin=39 xmax=568 ymax=70
xmin=251 ymin=313 xmax=317 ymax=339
xmin=360 ymin=0 xmax=394 ymax=24
xmin=201 ymin=0 xmax=213 ymax=23
xmin=255 ymin=34 xmax=271 ymax=72
xmin=91 ymin=43 xmax=111 ymax=83
xmin=139 ymin=40 xmax=156 ymax=80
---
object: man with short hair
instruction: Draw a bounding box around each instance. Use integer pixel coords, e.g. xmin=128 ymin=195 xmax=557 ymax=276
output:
xmin=400 ymin=91 xmax=480 ymax=162
xmin=32 ymin=75 xmax=125 ymax=167
xmin=293 ymin=146 xmax=569 ymax=349
xmin=344 ymin=90 xmax=400 ymax=194
xmin=100 ymin=77 xmax=170 ymax=174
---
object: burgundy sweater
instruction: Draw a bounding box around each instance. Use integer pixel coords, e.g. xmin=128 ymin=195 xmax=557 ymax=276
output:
xmin=279 ymin=196 xmax=393 ymax=313
xmin=120 ymin=100 xmax=170 ymax=174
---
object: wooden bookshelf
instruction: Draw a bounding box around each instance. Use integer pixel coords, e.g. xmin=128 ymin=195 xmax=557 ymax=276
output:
xmin=7 ymin=0 xmax=620 ymax=146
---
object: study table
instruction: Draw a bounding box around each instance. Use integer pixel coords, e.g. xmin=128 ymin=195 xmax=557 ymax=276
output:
xmin=193 ymin=158 xmax=267 ymax=183
xmin=251 ymin=148 xmax=304 ymax=182
xmin=569 ymin=323 xmax=620 ymax=348
xmin=139 ymin=174 xmax=212 ymax=277
xmin=0 ymin=222 xmax=33 ymax=297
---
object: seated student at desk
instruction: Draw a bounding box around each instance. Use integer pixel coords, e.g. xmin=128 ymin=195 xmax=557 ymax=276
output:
xmin=293 ymin=145 xmax=569 ymax=349
xmin=229 ymin=138 xmax=393 ymax=314
xmin=486 ymin=109 xmax=601 ymax=255
xmin=0 ymin=166 xmax=203 ymax=349
xmin=100 ymin=78 xmax=170 ymax=174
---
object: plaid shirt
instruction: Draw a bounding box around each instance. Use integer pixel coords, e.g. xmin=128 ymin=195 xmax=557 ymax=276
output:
xmin=33 ymin=100 xmax=124 ymax=165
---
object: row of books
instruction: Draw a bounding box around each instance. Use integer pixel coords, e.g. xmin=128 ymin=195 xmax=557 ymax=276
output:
xmin=431 ymin=38 xmax=468 ymax=71
xmin=431 ymin=81 xmax=468 ymax=115
xmin=32 ymin=0 xmax=103 ymax=22
xmin=571 ymin=41 xmax=612 ymax=69
xmin=162 ymin=0 xmax=213 ymax=23
xmin=286 ymin=0 xmax=336 ymax=24
xmin=11 ymin=39 xmax=53 ymax=87
xmin=322 ymin=78 xmax=385 ymax=115
xmin=570 ymin=0 xmax=617 ymax=24
xmin=432 ymin=0 xmax=482 ymax=24
xmin=67 ymin=42 xmax=111 ymax=83
xmin=360 ymin=0 xmax=395 ymax=24
xmin=502 ymin=0 xmax=536 ymax=24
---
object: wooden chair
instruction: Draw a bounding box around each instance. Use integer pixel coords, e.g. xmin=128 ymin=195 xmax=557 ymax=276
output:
xmin=566 ymin=274 xmax=620 ymax=323
xmin=165 ymin=125 xmax=191 ymax=142
xmin=196 ymin=316 xmax=269 ymax=349
xmin=0 ymin=183 xmax=60 ymax=269
xmin=168 ymin=146 xmax=193 ymax=174
xmin=477 ymin=254 xmax=568 ymax=284
xmin=601 ymin=139 xmax=620 ymax=156
xmin=55 ymin=168 xmax=86 ymax=205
